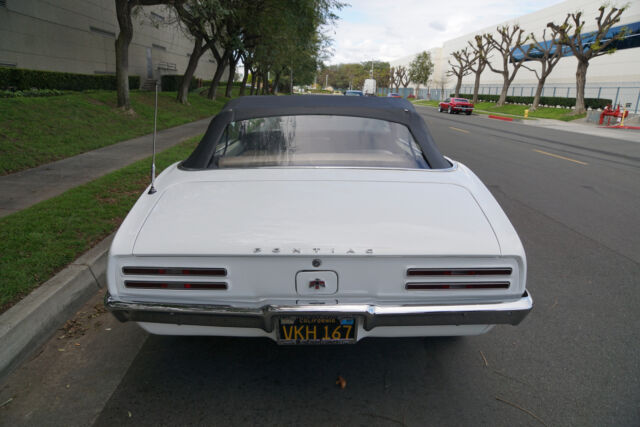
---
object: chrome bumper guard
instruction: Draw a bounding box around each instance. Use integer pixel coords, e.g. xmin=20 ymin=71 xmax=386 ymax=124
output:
xmin=105 ymin=291 xmax=532 ymax=332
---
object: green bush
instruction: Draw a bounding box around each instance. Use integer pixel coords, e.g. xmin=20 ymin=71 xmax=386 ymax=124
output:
xmin=160 ymin=74 xmax=200 ymax=92
xmin=161 ymin=75 xmax=238 ymax=92
xmin=452 ymin=93 xmax=612 ymax=109
xmin=0 ymin=88 xmax=65 ymax=98
xmin=0 ymin=67 xmax=139 ymax=91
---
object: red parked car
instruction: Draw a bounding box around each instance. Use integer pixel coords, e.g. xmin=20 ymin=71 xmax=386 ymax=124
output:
xmin=439 ymin=97 xmax=474 ymax=115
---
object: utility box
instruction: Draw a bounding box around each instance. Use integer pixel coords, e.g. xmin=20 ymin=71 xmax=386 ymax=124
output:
xmin=363 ymin=79 xmax=377 ymax=97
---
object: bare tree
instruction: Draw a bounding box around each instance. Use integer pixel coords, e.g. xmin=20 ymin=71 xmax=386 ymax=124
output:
xmin=484 ymin=25 xmax=528 ymax=106
xmin=520 ymin=28 xmax=564 ymax=111
xmin=388 ymin=67 xmax=396 ymax=91
xmin=548 ymin=5 xmax=629 ymax=114
xmin=432 ymin=75 xmax=448 ymax=101
xmin=467 ymin=35 xmax=492 ymax=104
xmin=115 ymin=0 xmax=181 ymax=110
xmin=396 ymin=66 xmax=410 ymax=89
xmin=393 ymin=67 xmax=402 ymax=92
xmin=447 ymin=48 xmax=474 ymax=97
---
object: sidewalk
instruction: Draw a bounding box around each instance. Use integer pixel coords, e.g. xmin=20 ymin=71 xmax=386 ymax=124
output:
xmin=519 ymin=117 xmax=640 ymax=143
xmin=415 ymin=103 xmax=640 ymax=143
xmin=0 ymin=117 xmax=212 ymax=218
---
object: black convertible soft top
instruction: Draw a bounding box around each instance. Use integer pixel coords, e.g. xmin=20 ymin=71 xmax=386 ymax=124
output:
xmin=181 ymin=95 xmax=450 ymax=169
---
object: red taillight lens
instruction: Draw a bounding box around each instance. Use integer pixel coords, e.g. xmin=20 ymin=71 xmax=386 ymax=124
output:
xmin=405 ymin=282 xmax=510 ymax=290
xmin=406 ymin=268 xmax=512 ymax=277
xmin=123 ymin=267 xmax=227 ymax=276
xmin=125 ymin=281 xmax=227 ymax=290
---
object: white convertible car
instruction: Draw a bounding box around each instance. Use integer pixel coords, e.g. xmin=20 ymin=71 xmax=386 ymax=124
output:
xmin=105 ymin=95 xmax=532 ymax=344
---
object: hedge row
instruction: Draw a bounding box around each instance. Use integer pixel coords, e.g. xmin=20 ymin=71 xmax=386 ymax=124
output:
xmin=161 ymin=74 xmax=199 ymax=92
xmin=453 ymin=93 xmax=612 ymax=109
xmin=0 ymin=88 xmax=65 ymax=98
xmin=0 ymin=67 xmax=140 ymax=91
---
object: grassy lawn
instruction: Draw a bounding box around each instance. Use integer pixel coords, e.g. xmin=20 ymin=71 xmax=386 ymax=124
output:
xmin=412 ymin=100 xmax=440 ymax=107
xmin=0 ymin=135 xmax=201 ymax=313
xmin=412 ymin=99 xmax=585 ymax=121
xmin=0 ymin=89 xmax=235 ymax=175
xmin=473 ymin=102 xmax=586 ymax=121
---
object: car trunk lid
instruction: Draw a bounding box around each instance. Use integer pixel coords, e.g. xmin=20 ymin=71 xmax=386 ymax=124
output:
xmin=132 ymin=180 xmax=500 ymax=256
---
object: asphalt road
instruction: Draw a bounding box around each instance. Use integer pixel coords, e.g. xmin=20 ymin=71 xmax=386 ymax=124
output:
xmin=1 ymin=108 xmax=639 ymax=426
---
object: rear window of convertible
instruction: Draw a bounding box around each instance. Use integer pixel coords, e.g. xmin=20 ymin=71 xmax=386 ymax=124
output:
xmin=211 ymin=115 xmax=429 ymax=169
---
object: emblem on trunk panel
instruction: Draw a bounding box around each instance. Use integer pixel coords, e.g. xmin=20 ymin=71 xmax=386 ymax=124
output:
xmin=309 ymin=279 xmax=326 ymax=290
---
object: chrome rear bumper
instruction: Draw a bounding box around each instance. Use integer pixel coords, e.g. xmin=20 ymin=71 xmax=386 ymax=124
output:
xmin=105 ymin=291 xmax=532 ymax=331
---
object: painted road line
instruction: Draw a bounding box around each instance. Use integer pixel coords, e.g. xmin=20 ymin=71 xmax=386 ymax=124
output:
xmin=533 ymin=149 xmax=588 ymax=165
xmin=449 ymin=126 xmax=470 ymax=134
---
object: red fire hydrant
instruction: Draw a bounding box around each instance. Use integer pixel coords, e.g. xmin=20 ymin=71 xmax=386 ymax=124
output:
xmin=599 ymin=104 xmax=629 ymax=126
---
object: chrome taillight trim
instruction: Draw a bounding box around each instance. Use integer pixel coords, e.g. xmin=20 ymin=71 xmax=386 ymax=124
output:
xmin=124 ymin=281 xmax=228 ymax=290
xmin=405 ymin=281 xmax=510 ymax=290
xmin=122 ymin=267 xmax=227 ymax=276
xmin=406 ymin=268 xmax=512 ymax=277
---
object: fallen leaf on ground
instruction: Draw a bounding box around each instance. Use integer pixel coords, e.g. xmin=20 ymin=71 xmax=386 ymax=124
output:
xmin=479 ymin=350 xmax=489 ymax=367
xmin=58 ymin=319 xmax=88 ymax=339
xmin=336 ymin=376 xmax=347 ymax=389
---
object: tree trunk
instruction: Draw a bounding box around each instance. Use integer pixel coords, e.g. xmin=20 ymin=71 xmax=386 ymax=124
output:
xmin=574 ymin=60 xmax=588 ymax=114
xmin=496 ymin=73 xmax=509 ymax=106
xmin=225 ymin=58 xmax=236 ymax=98
xmin=531 ymin=76 xmax=546 ymax=111
xmin=454 ymin=76 xmax=462 ymax=97
xmin=261 ymin=72 xmax=268 ymax=95
xmin=115 ymin=0 xmax=133 ymax=110
xmin=250 ymin=72 xmax=257 ymax=95
xmin=177 ymin=36 xmax=205 ymax=104
xmin=272 ymin=72 xmax=281 ymax=95
xmin=239 ymin=65 xmax=249 ymax=96
xmin=472 ymin=66 xmax=483 ymax=104
xmin=207 ymin=54 xmax=228 ymax=100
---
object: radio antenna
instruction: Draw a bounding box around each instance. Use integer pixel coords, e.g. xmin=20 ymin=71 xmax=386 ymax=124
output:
xmin=148 ymin=81 xmax=158 ymax=195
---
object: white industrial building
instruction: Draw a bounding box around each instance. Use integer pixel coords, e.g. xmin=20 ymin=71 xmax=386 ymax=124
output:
xmin=0 ymin=0 xmax=223 ymax=86
xmin=391 ymin=0 xmax=640 ymax=111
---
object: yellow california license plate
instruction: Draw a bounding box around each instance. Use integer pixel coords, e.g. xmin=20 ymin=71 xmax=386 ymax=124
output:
xmin=277 ymin=316 xmax=357 ymax=344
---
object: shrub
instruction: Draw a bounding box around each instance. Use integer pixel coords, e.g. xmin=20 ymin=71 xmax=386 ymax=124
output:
xmin=160 ymin=74 xmax=199 ymax=92
xmin=0 ymin=67 xmax=139 ymax=91
xmin=0 ymin=88 xmax=65 ymax=98
xmin=452 ymin=93 xmax=612 ymax=109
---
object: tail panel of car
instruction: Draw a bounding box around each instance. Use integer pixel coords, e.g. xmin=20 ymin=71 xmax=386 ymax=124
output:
xmin=108 ymin=254 xmax=526 ymax=307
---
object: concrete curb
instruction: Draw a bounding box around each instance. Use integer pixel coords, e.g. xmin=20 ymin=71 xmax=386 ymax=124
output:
xmin=486 ymin=114 xmax=523 ymax=123
xmin=0 ymin=233 xmax=114 ymax=382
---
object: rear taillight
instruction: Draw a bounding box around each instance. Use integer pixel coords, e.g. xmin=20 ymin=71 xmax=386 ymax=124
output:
xmin=125 ymin=281 xmax=227 ymax=290
xmin=405 ymin=282 xmax=509 ymax=290
xmin=407 ymin=268 xmax=512 ymax=277
xmin=123 ymin=267 xmax=227 ymax=276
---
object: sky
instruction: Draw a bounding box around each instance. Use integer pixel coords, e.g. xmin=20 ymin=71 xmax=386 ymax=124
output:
xmin=323 ymin=0 xmax=566 ymax=64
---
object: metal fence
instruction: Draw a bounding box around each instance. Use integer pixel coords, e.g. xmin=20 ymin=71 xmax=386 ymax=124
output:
xmin=378 ymin=85 xmax=640 ymax=113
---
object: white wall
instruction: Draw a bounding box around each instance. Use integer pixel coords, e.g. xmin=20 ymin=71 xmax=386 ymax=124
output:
xmin=0 ymin=0 xmax=224 ymax=84
xmin=392 ymin=0 xmax=640 ymax=92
